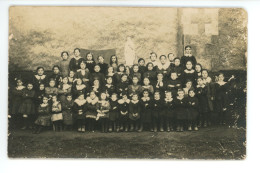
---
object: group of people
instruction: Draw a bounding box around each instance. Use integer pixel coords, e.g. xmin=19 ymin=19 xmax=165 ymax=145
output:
xmin=9 ymin=46 xmax=237 ymax=134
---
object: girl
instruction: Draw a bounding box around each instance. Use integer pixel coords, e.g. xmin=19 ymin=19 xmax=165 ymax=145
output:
xmin=18 ymin=83 xmax=35 ymax=130
xmin=45 ymin=79 xmax=59 ymax=99
xmin=129 ymin=93 xmax=141 ymax=132
xmin=35 ymin=83 xmax=46 ymax=107
xmin=183 ymin=80 xmax=193 ymax=97
xmin=140 ymin=90 xmax=152 ymax=132
xmin=168 ymin=57 xmax=183 ymax=79
xmin=195 ymin=63 xmax=202 ymax=78
xmin=162 ymin=91 xmax=174 ymax=132
xmin=118 ymin=92 xmax=130 ymax=132
xmin=33 ymin=95 xmax=51 ymax=134
xmin=73 ymin=93 xmax=87 ymax=132
xmin=116 ymin=74 xmax=129 ymax=97
xmin=85 ymin=52 xmax=96 ymax=73
xmin=142 ymin=77 xmax=154 ymax=95
xmin=166 ymin=72 xmax=182 ymax=98
xmin=168 ymin=53 xmax=175 ymax=67
xmin=173 ymin=89 xmax=188 ymax=132
xmin=68 ymin=70 xmax=76 ymax=85
xmin=128 ymin=76 xmax=142 ymax=97
xmin=151 ymin=91 xmax=163 ymax=132
xmin=91 ymin=64 xmax=105 ymax=86
xmin=97 ymin=55 xmax=108 ymax=75
xmin=154 ymin=73 xmax=166 ymax=97
xmin=75 ymin=61 xmax=91 ymax=86
xmin=187 ymin=89 xmax=199 ymax=131
xmin=138 ymin=58 xmax=146 ymax=79
xmin=149 ymin=52 xmax=159 ymax=68
xmin=109 ymin=93 xmax=119 ymax=132
xmin=143 ymin=62 xmax=157 ymax=86
xmin=89 ymin=79 xmax=104 ymax=97
xmin=104 ymin=76 xmax=115 ymax=98
xmin=129 ymin=64 xmax=141 ymax=83
xmin=85 ymin=91 xmax=99 ymax=132
xmin=114 ymin=64 xmax=126 ymax=84
xmin=60 ymin=51 xmax=70 ymax=77
xmin=69 ymin=48 xmax=84 ymax=72
xmin=96 ymin=92 xmax=111 ymax=133
xmin=182 ymin=61 xmax=196 ymax=87
xmin=61 ymin=94 xmax=74 ymax=130
xmin=32 ymin=66 xmax=48 ymax=91
xmin=49 ymin=65 xmax=62 ymax=87
xmin=156 ymin=55 xmax=170 ymax=76
xmin=58 ymin=77 xmax=72 ymax=103
xmin=181 ymin=45 xmax=197 ymax=68
xmin=196 ymin=77 xmax=210 ymax=127
xmin=51 ymin=95 xmax=63 ymax=132
xmin=109 ymin=55 xmax=118 ymax=73
xmin=72 ymin=78 xmax=86 ymax=99
xmin=107 ymin=66 xmax=115 ymax=79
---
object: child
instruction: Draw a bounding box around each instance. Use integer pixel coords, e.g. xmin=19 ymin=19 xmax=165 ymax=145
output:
xmin=89 ymin=79 xmax=104 ymax=97
xmin=72 ymin=78 xmax=86 ymax=99
xmin=118 ymin=92 xmax=130 ymax=132
xmin=168 ymin=53 xmax=175 ymax=67
xmin=58 ymin=77 xmax=72 ymax=103
xmin=107 ymin=66 xmax=115 ymax=79
xmin=73 ymin=93 xmax=87 ymax=132
xmin=168 ymin=57 xmax=183 ymax=79
xmin=142 ymin=77 xmax=154 ymax=95
xmin=114 ymin=64 xmax=126 ymax=84
xmin=60 ymin=51 xmax=70 ymax=77
xmin=69 ymin=48 xmax=84 ymax=72
xmin=18 ymin=83 xmax=35 ymax=130
xmin=181 ymin=45 xmax=197 ymax=68
xmin=32 ymin=66 xmax=48 ymax=91
xmin=128 ymin=76 xmax=142 ymax=97
xmin=105 ymin=76 xmax=115 ymax=98
xmin=162 ymin=91 xmax=174 ymax=132
xmin=138 ymin=58 xmax=146 ymax=79
xmin=97 ymin=55 xmax=108 ymax=75
xmin=33 ymin=95 xmax=51 ymax=134
xmin=182 ymin=61 xmax=196 ymax=87
xmin=154 ymin=72 xmax=166 ymax=97
xmin=51 ymin=95 xmax=63 ymax=132
xmin=91 ymin=64 xmax=105 ymax=86
xmin=173 ymin=89 xmax=188 ymax=132
xmin=149 ymin=52 xmax=159 ymax=68
xmin=45 ymin=79 xmax=59 ymax=99
xmin=85 ymin=91 xmax=99 ymax=132
xmin=85 ymin=52 xmax=96 ymax=73
xmin=183 ymin=80 xmax=193 ymax=97
xmin=35 ymin=83 xmax=46 ymax=107
xmin=151 ymin=91 xmax=163 ymax=132
xmin=109 ymin=55 xmax=118 ymax=73
xmin=156 ymin=55 xmax=170 ymax=76
xmin=166 ymin=72 xmax=182 ymax=98
xmin=143 ymin=62 xmax=157 ymax=86
xmin=68 ymin=70 xmax=76 ymax=85
xmin=129 ymin=93 xmax=141 ymax=132
xmin=129 ymin=64 xmax=141 ymax=83
xmin=140 ymin=90 xmax=152 ymax=132
xmin=201 ymin=69 xmax=212 ymax=84
xmin=195 ymin=63 xmax=202 ymax=78
xmin=75 ymin=61 xmax=91 ymax=86
xmin=109 ymin=93 xmax=119 ymax=132
xmin=116 ymin=74 xmax=129 ymax=97
xmin=187 ymin=89 xmax=199 ymax=131
xmin=61 ymin=94 xmax=74 ymax=130
xmin=49 ymin=65 xmax=63 ymax=87
xmin=96 ymin=92 xmax=111 ymax=133
xmin=196 ymin=77 xmax=210 ymax=127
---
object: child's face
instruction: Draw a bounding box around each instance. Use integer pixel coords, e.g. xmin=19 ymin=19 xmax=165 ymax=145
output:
xmin=160 ymin=56 xmax=167 ymax=64
xmin=186 ymin=62 xmax=193 ymax=70
xmin=63 ymin=77 xmax=68 ymax=84
xmin=107 ymin=77 xmax=113 ymax=84
xmin=87 ymin=54 xmax=93 ymax=60
xmin=121 ymin=75 xmax=127 ymax=82
xmin=90 ymin=92 xmax=96 ymax=99
xmin=49 ymin=81 xmax=55 ymax=87
xmin=39 ymin=84 xmax=45 ymax=90
xmin=139 ymin=60 xmax=145 ymax=66
xmin=111 ymin=56 xmax=117 ymax=63
xmin=98 ymin=56 xmax=104 ymax=63
xmin=119 ymin=66 xmax=124 ymax=72
xmin=53 ymin=67 xmax=60 ymax=74
xmin=195 ymin=65 xmax=201 ymax=72
xmin=170 ymin=73 xmax=177 ymax=80
xmin=168 ymin=54 xmax=174 ymax=61
xmin=37 ymin=68 xmax=44 ymax=76
xmin=78 ymin=94 xmax=84 ymax=100
xmin=185 ymin=47 xmax=192 ymax=54
xmin=74 ymin=50 xmax=80 ymax=57
xmin=197 ymin=78 xmax=203 ymax=85
xmin=174 ymin=59 xmax=180 ymax=66
xmin=69 ymin=71 xmax=74 ymax=77
xmin=157 ymin=74 xmax=163 ymax=80
xmin=132 ymin=77 xmax=138 ymax=84
xmin=17 ymin=80 xmax=23 ymax=86
xmin=186 ymin=81 xmax=192 ymax=88
xmin=150 ymin=53 xmax=157 ymax=61
xmin=94 ymin=65 xmax=101 ymax=72
xmin=143 ymin=78 xmax=150 ymax=85
xmin=143 ymin=91 xmax=149 ymax=97
xmin=43 ymin=97 xmax=48 ymax=104
xmin=154 ymin=92 xmax=160 ymax=99
xmin=52 ymin=96 xmax=57 ymax=102
xmin=218 ymin=74 xmax=224 ymax=82
xmin=27 ymin=84 xmax=33 ymax=90
xmin=67 ymin=95 xmax=72 ymax=101
xmin=122 ymin=95 xmax=128 ymax=100
xmin=133 ymin=66 xmax=139 ymax=72
xmin=101 ymin=93 xmax=106 ymax=100
xmin=111 ymin=94 xmax=117 ymax=101
xmin=77 ymin=79 xmax=82 ymax=85
xmin=178 ymin=91 xmax=184 ymax=97
xmin=202 ymin=71 xmax=208 ymax=78
xmin=80 ymin=62 xmax=86 ymax=69
xmin=94 ymin=80 xmax=99 ymax=86
xmin=189 ymin=90 xmax=195 ymax=97
xmin=108 ymin=67 xmax=113 ymax=73
xmin=132 ymin=95 xmax=138 ymax=101
xmin=147 ymin=64 xmax=153 ymax=71
xmin=62 ymin=53 xmax=68 ymax=60
xmin=166 ymin=92 xmax=172 ymax=99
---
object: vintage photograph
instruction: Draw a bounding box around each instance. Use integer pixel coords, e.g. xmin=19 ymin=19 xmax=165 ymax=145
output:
xmin=8 ymin=6 xmax=247 ymax=159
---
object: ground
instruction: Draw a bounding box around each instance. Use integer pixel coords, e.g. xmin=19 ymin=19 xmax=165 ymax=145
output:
xmin=8 ymin=126 xmax=246 ymax=159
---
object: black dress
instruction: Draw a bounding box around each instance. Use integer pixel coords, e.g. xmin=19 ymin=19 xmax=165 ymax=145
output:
xmin=196 ymin=85 xmax=209 ymax=113
xmin=140 ymin=97 xmax=152 ymax=123
xmin=186 ymin=96 xmax=199 ymax=121
xmin=166 ymin=79 xmax=182 ymax=97
xmin=182 ymin=69 xmax=197 ymax=87
xmin=150 ymin=98 xmax=163 ymax=119
xmin=129 ymin=100 xmax=141 ymax=121
xmin=173 ymin=97 xmax=188 ymax=120
xmin=32 ymin=74 xmax=48 ymax=91
xmin=98 ymin=62 xmax=109 ymax=75
xmin=118 ymin=99 xmax=130 ymax=122
xmin=69 ymin=57 xmax=84 ymax=72
xmin=85 ymin=60 xmax=96 ymax=73
xmin=180 ymin=55 xmax=197 ymax=68
xmin=162 ymin=98 xmax=174 ymax=119
xmin=109 ymin=100 xmax=119 ymax=121
xmin=214 ymin=82 xmax=228 ymax=113
xmin=143 ymin=70 xmax=157 ymax=86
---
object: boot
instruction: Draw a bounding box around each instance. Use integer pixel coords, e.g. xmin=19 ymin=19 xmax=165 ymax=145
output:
xmin=154 ymin=124 xmax=157 ymax=132
xmin=180 ymin=125 xmax=183 ymax=132
xmin=109 ymin=124 xmax=113 ymax=132
xmin=81 ymin=125 xmax=85 ymax=132
xmin=138 ymin=123 xmax=143 ymax=132
xmin=120 ymin=124 xmax=124 ymax=131
xmin=125 ymin=124 xmax=128 ymax=132
xmin=176 ymin=125 xmax=180 ymax=132
xmin=194 ymin=126 xmax=198 ymax=131
xmin=188 ymin=124 xmax=192 ymax=131
xmin=166 ymin=123 xmax=170 ymax=132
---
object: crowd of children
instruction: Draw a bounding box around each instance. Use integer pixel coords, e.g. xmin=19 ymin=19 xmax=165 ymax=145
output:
xmin=10 ymin=46 xmax=239 ymax=134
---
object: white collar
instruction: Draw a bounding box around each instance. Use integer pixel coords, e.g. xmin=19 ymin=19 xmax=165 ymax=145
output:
xmin=217 ymin=81 xmax=227 ymax=86
xmin=184 ymin=69 xmax=195 ymax=73
xmin=35 ymin=74 xmax=46 ymax=80
xmin=74 ymin=99 xmax=86 ymax=106
xmin=16 ymin=86 xmax=25 ymax=90
xmin=40 ymin=103 xmax=48 ymax=107
xmin=131 ymin=100 xmax=139 ymax=104
xmin=157 ymin=61 xmax=170 ymax=69
xmin=118 ymin=99 xmax=130 ymax=104
xmin=165 ymin=98 xmax=173 ymax=102
xmin=177 ymin=96 xmax=184 ymax=100
xmin=197 ymin=84 xmax=205 ymax=88
xmin=141 ymin=97 xmax=150 ymax=101
xmin=76 ymin=84 xmax=86 ymax=90
xmin=184 ymin=53 xmax=193 ymax=57
xmin=86 ymin=96 xmax=98 ymax=104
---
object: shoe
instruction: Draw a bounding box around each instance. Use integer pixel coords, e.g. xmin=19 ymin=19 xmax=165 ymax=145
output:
xmin=180 ymin=126 xmax=183 ymax=132
xmin=204 ymin=122 xmax=207 ymax=128
xmin=21 ymin=126 xmax=27 ymax=130
xmin=125 ymin=126 xmax=128 ymax=132
xmin=150 ymin=128 xmax=154 ymax=132
xmin=116 ymin=127 xmax=120 ymax=132
xmin=188 ymin=126 xmax=192 ymax=131
xmin=78 ymin=127 xmax=81 ymax=132
xmin=81 ymin=127 xmax=85 ymax=132
xmin=120 ymin=126 xmax=124 ymax=131
xmin=154 ymin=127 xmax=157 ymax=132
xmin=130 ymin=124 xmax=134 ymax=132
xmin=108 ymin=127 xmax=113 ymax=132
xmin=167 ymin=127 xmax=170 ymax=132
xmin=160 ymin=127 xmax=164 ymax=132
xmin=176 ymin=125 xmax=180 ymax=132
xmin=194 ymin=126 xmax=198 ymax=131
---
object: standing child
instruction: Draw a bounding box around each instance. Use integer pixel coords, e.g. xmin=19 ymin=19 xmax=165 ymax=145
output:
xmin=182 ymin=61 xmax=196 ymax=87
xmin=51 ymin=95 xmax=63 ymax=132
xmin=149 ymin=52 xmax=159 ymax=68
xmin=35 ymin=84 xmax=46 ymax=107
xmin=118 ymin=92 xmax=130 ymax=132
xmin=96 ymin=92 xmax=111 ymax=133
xmin=72 ymin=78 xmax=86 ymax=99
xmin=154 ymin=73 xmax=166 ymax=97
xmin=60 ymin=51 xmax=70 ymax=77
xmin=162 ymin=91 xmax=174 ymax=132
xmin=142 ymin=77 xmax=154 ymax=95
xmin=61 ymin=94 xmax=74 ymax=131
xmin=181 ymin=45 xmax=197 ymax=68
xmin=183 ymin=80 xmax=193 ymax=97
xmin=91 ymin=64 xmax=105 ymax=86
xmin=116 ymin=74 xmax=129 ymax=97
xmin=68 ymin=70 xmax=76 ymax=85
xmin=33 ymin=95 xmax=51 ymax=134
xmin=128 ymin=76 xmax=142 ymax=97
xmin=75 ymin=61 xmax=91 ymax=86
xmin=143 ymin=62 xmax=157 ymax=86
xmin=58 ymin=77 xmax=72 ymax=103
xmin=195 ymin=64 xmax=202 ymax=78
xmin=107 ymin=66 xmax=115 ymax=79
xmin=138 ymin=58 xmax=146 ymax=81
xmin=109 ymin=93 xmax=119 ymax=132
xmin=49 ymin=65 xmax=63 ymax=87
xmin=166 ymin=72 xmax=182 ymax=98
xmin=168 ymin=53 xmax=175 ymax=68
xmin=32 ymin=67 xmax=48 ymax=91
xmin=19 ymin=83 xmax=35 ymax=130
xmin=114 ymin=64 xmax=126 ymax=84
xmin=89 ymin=79 xmax=104 ymax=97
xmin=129 ymin=93 xmax=141 ymax=132
xmin=187 ymin=89 xmax=199 ymax=131
xmin=151 ymin=91 xmax=163 ymax=132
xmin=168 ymin=57 xmax=183 ymax=79
xmin=73 ymin=93 xmax=87 ymax=132
xmin=129 ymin=64 xmax=141 ymax=83
xmin=140 ymin=90 xmax=152 ymax=132
xmin=109 ymin=55 xmax=118 ymax=73
xmin=69 ymin=48 xmax=84 ymax=72
xmin=97 ymin=55 xmax=108 ymax=75
xmin=45 ymin=79 xmax=59 ymax=99
xmin=85 ymin=91 xmax=99 ymax=132
xmin=85 ymin=52 xmax=96 ymax=73
xmin=105 ymin=76 xmax=115 ymax=98
xmin=156 ymin=55 xmax=170 ymax=77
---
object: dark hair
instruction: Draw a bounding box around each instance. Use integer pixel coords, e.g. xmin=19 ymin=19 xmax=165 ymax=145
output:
xmin=138 ymin=58 xmax=145 ymax=63
xmin=168 ymin=53 xmax=174 ymax=58
xmin=110 ymin=55 xmax=118 ymax=65
xmin=36 ymin=66 xmax=45 ymax=72
xmin=97 ymin=55 xmax=104 ymax=61
xmin=74 ymin=48 xmax=80 ymax=53
xmin=66 ymin=93 xmax=72 ymax=97
xmin=117 ymin=64 xmax=126 ymax=72
xmin=185 ymin=45 xmax=192 ymax=50
xmin=174 ymin=57 xmax=181 ymax=61
xmin=159 ymin=55 xmax=167 ymax=60
xmin=197 ymin=77 xmax=203 ymax=81
xmin=157 ymin=72 xmax=163 ymax=76
xmin=61 ymin=51 xmax=69 ymax=57
xmin=154 ymin=91 xmax=161 ymax=95
xmin=106 ymin=76 xmax=113 ymax=81
xmin=219 ymin=72 xmax=225 ymax=77
xmin=188 ymin=88 xmax=196 ymax=93
xmin=146 ymin=62 xmax=154 ymax=71
xmin=52 ymin=65 xmax=60 ymax=71
xmin=121 ymin=73 xmax=128 ymax=79
xmin=201 ymin=69 xmax=209 ymax=73
xmin=132 ymin=64 xmax=139 ymax=68
xmin=195 ymin=63 xmax=202 ymax=71
xmin=86 ymin=52 xmax=94 ymax=61
xmin=150 ymin=52 xmax=157 ymax=58
xmin=132 ymin=75 xmax=139 ymax=80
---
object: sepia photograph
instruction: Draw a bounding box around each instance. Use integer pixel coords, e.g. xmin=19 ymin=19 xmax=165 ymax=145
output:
xmin=8 ymin=6 xmax=247 ymax=159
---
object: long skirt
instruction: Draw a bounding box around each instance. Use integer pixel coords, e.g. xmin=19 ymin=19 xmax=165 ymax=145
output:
xmin=35 ymin=115 xmax=51 ymax=126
